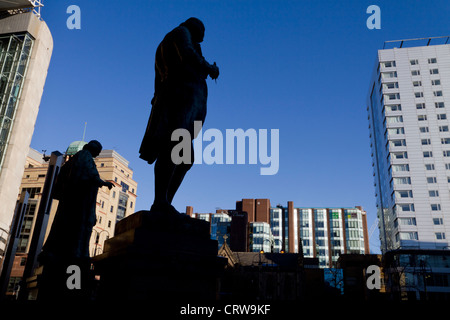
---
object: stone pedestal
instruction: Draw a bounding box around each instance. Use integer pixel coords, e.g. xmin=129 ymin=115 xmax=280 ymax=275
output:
xmin=92 ymin=210 xmax=226 ymax=301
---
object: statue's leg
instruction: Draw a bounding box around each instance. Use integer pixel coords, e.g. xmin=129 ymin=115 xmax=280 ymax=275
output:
xmin=153 ymin=145 xmax=176 ymax=209
xmin=167 ymin=141 xmax=194 ymax=204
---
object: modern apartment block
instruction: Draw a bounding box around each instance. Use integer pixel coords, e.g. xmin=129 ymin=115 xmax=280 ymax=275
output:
xmin=367 ymin=37 xmax=450 ymax=253
xmin=189 ymin=199 xmax=369 ymax=268
xmin=0 ymin=3 xmax=52 ymax=262
xmin=274 ymin=204 xmax=369 ymax=268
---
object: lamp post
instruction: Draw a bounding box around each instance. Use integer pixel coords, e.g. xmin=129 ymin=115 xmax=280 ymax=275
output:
xmin=92 ymin=229 xmax=109 ymax=257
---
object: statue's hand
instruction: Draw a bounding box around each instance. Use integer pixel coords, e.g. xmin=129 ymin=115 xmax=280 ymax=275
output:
xmin=210 ymin=62 xmax=219 ymax=80
xmin=104 ymin=181 xmax=114 ymax=190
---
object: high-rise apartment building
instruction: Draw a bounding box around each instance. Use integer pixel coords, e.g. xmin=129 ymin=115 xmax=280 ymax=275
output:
xmin=368 ymin=37 xmax=450 ymax=253
xmin=0 ymin=3 xmax=52 ymax=262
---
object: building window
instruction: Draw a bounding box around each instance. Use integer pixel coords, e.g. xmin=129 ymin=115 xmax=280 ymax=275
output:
xmin=429 ymin=190 xmax=439 ymax=197
xmin=433 ymin=218 xmax=443 ymax=225
xmin=387 ymin=104 xmax=401 ymax=111
xmin=427 ymin=177 xmax=437 ymax=183
xmin=400 ymin=232 xmax=418 ymax=240
xmin=434 ymin=91 xmax=443 ymax=97
xmin=425 ymin=164 xmax=435 ymax=170
xmin=398 ymin=217 xmax=417 ymax=226
xmin=390 ymin=139 xmax=406 ymax=147
xmin=0 ymin=34 xmax=34 ymax=173
xmin=411 ymin=70 xmax=420 ymax=76
xmin=392 ymin=164 xmax=409 ymax=172
xmin=428 ymin=58 xmax=437 ymax=64
xmin=432 ymin=79 xmax=441 ymax=85
xmin=110 ymin=206 xmax=114 ymax=213
xmin=436 ymin=102 xmax=445 ymax=108
xmin=387 ymin=115 xmax=403 ymax=123
xmin=416 ymin=103 xmax=426 ymax=109
xmin=382 ymin=61 xmax=396 ymax=68
xmin=439 ymin=126 xmax=449 ymax=132
xmin=410 ymin=59 xmax=419 ymax=65
xmin=386 ymin=93 xmax=401 ymax=100
xmin=108 ymin=220 xmax=112 ymax=228
xmin=430 ymin=68 xmax=439 ymax=75
xmin=444 ymin=151 xmax=450 ymax=157
xmin=393 ymin=152 xmax=408 ymax=159
xmin=382 ymin=71 xmax=397 ymax=79
xmin=418 ymin=114 xmax=427 ymax=121
xmin=446 ymin=163 xmax=450 ymax=170
xmin=435 ymin=232 xmax=446 ymax=240
xmin=100 ymin=163 xmax=104 ymax=167
xmin=394 ymin=177 xmax=411 ymax=185
xmin=388 ymin=127 xmax=405 ymax=135
xmin=413 ymin=81 xmax=422 ymax=87
xmin=396 ymin=190 xmax=413 ymax=198
xmin=399 ymin=204 xmax=415 ymax=212
xmin=383 ymin=82 xmax=399 ymax=89
xmin=422 ymin=139 xmax=431 ymax=145
xmin=442 ymin=138 xmax=450 ymax=144
xmin=420 ymin=127 xmax=429 ymax=133
xmin=415 ymin=92 xmax=424 ymax=98
xmin=423 ymin=151 xmax=433 ymax=158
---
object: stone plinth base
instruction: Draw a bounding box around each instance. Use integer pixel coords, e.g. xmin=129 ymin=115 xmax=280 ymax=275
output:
xmin=92 ymin=210 xmax=226 ymax=301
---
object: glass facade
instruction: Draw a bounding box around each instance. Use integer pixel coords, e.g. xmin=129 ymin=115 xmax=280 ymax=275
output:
xmin=210 ymin=213 xmax=231 ymax=249
xmin=249 ymin=222 xmax=273 ymax=253
xmin=297 ymin=207 xmax=366 ymax=268
xmin=0 ymin=33 xmax=34 ymax=172
xmin=116 ymin=192 xmax=128 ymax=221
xmin=269 ymin=208 xmax=283 ymax=252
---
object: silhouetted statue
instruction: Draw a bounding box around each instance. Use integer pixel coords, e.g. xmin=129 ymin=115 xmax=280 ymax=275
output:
xmin=139 ymin=17 xmax=219 ymax=215
xmin=41 ymin=140 xmax=114 ymax=263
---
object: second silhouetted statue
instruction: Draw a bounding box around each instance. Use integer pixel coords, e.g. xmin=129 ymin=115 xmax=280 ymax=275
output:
xmin=139 ymin=17 xmax=219 ymax=216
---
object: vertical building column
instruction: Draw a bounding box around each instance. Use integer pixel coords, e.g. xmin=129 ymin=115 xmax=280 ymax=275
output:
xmin=186 ymin=206 xmax=193 ymax=217
xmin=255 ymin=199 xmax=270 ymax=223
xmin=326 ymin=209 xmax=333 ymax=267
xmin=361 ymin=210 xmax=370 ymax=254
xmin=288 ymin=201 xmax=295 ymax=253
xmin=341 ymin=208 xmax=347 ymax=254
xmin=241 ymin=199 xmax=255 ymax=223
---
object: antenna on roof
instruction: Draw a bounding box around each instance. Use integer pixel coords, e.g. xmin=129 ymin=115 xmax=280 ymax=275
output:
xmin=82 ymin=122 xmax=87 ymax=142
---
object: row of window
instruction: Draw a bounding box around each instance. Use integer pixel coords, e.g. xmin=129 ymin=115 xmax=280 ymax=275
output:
xmin=385 ymin=90 xmax=443 ymax=101
xmin=387 ymin=113 xmax=448 ymax=125
xmin=391 ymin=150 xmax=450 ymax=159
xmin=385 ymin=102 xmax=445 ymax=113
xmin=397 ymin=203 xmax=443 ymax=212
xmin=383 ymin=79 xmax=442 ymax=90
xmin=395 ymin=217 xmax=445 ymax=226
xmin=381 ymin=67 xmax=440 ymax=80
xmin=395 ymin=231 xmax=446 ymax=241
xmin=381 ymin=58 xmax=438 ymax=69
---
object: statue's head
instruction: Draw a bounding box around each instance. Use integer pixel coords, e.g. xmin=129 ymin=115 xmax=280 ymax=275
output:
xmin=83 ymin=140 xmax=103 ymax=158
xmin=181 ymin=17 xmax=205 ymax=43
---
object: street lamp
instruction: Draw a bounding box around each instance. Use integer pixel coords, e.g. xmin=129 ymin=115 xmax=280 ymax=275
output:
xmin=91 ymin=229 xmax=109 ymax=257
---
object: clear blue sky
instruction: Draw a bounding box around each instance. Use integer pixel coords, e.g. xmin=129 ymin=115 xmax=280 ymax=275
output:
xmin=30 ymin=0 xmax=450 ymax=253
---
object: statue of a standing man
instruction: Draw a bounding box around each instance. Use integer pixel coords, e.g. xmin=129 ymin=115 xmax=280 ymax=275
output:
xmin=139 ymin=17 xmax=219 ymax=215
